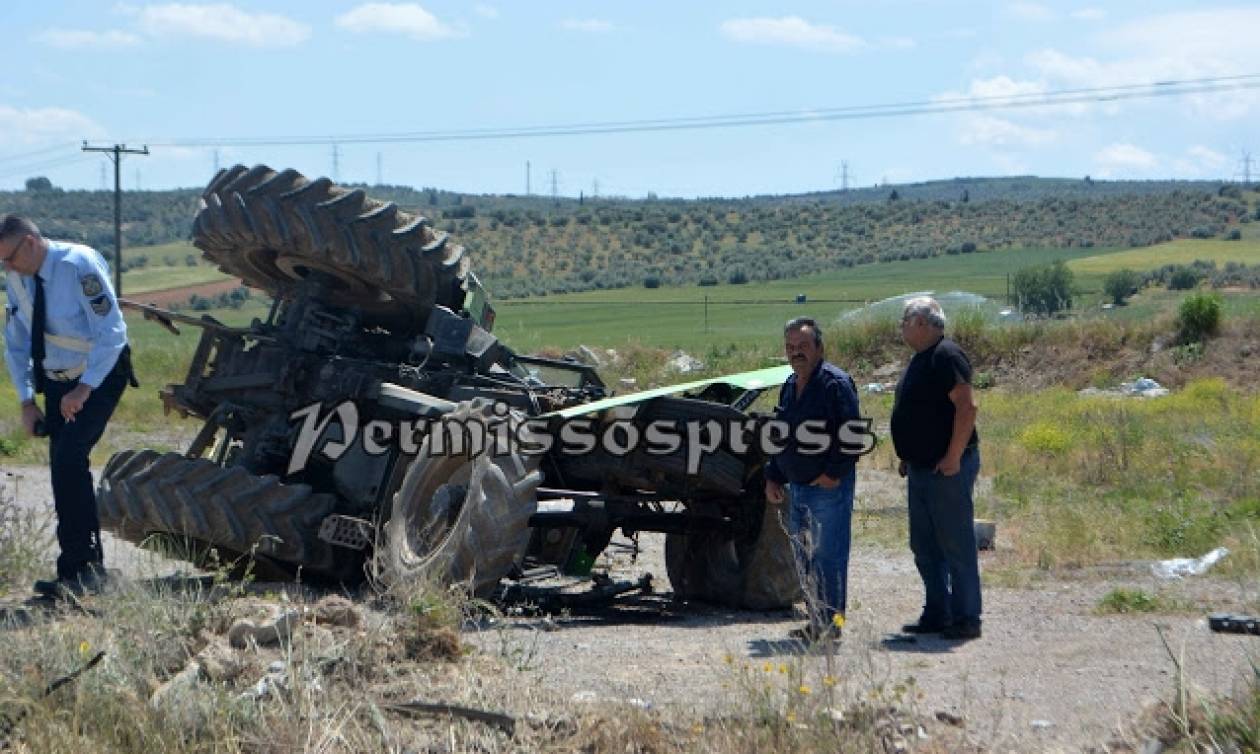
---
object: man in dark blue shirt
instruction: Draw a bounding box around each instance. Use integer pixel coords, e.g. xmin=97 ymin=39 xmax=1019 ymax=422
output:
xmin=765 ymin=316 xmax=860 ymax=642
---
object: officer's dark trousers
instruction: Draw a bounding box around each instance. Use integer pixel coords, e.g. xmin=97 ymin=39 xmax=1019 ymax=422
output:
xmin=42 ymin=359 xmax=128 ymax=580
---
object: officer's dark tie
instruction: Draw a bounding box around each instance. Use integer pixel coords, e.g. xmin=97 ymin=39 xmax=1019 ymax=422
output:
xmin=32 ymin=275 xmax=47 ymax=395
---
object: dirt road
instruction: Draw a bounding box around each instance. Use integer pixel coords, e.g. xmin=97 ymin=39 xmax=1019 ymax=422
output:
xmin=3 ymin=465 xmax=1254 ymax=752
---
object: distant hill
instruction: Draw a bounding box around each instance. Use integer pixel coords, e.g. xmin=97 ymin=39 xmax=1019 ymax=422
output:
xmin=2 ymin=174 xmax=1251 ymax=298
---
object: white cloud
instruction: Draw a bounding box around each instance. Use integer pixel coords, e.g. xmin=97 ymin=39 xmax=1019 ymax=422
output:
xmin=1070 ymin=7 xmax=1106 ymax=21
xmin=1027 ymin=9 xmax=1260 ymax=120
xmin=1186 ymin=145 xmax=1226 ymax=169
xmin=720 ymin=16 xmax=867 ymax=54
xmin=1095 ymin=143 xmax=1158 ymax=176
xmin=1007 ymin=2 xmax=1054 ymax=21
xmin=958 ymin=115 xmax=1057 ymax=148
xmin=138 ymin=4 xmax=309 ymax=46
xmin=474 ymin=5 xmax=498 ymax=20
xmin=1173 ymin=144 xmax=1229 ymax=176
xmin=36 ymin=29 xmax=141 ymax=49
xmin=0 ymin=105 xmax=106 ymax=147
xmin=336 ymin=3 xmax=461 ymax=41
xmin=560 ymin=18 xmax=613 ymax=33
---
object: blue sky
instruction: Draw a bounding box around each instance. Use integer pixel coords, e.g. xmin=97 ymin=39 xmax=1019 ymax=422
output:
xmin=2 ymin=1 xmax=1258 ymax=197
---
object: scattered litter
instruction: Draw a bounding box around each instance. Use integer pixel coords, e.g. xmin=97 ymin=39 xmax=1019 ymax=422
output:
xmin=618 ymin=378 xmax=637 ymax=390
xmin=1208 ymin=613 xmax=1260 ymax=635
xmin=666 ymin=350 xmax=705 ymax=374
xmin=865 ymin=381 xmax=897 ymax=394
xmin=934 ymin=710 xmax=964 ymax=727
xmin=1152 ymin=546 xmax=1229 ymax=579
xmin=1078 ymin=377 xmax=1169 ymax=399
xmin=227 ymin=609 xmax=300 ymax=648
xmin=1031 ymin=719 xmax=1054 ymax=730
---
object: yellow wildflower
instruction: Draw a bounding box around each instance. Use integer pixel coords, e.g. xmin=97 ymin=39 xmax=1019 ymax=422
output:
xmin=823 ymin=675 xmax=838 ymax=687
xmin=78 ymin=641 xmax=91 ymax=659
xmin=763 ymin=661 xmax=773 ymax=672
xmin=832 ymin=614 xmax=846 ymax=629
xmin=778 ymin=663 xmax=788 ymax=674
xmin=785 ymin=711 xmax=797 ymax=723
xmin=798 ymin=685 xmax=812 ymax=695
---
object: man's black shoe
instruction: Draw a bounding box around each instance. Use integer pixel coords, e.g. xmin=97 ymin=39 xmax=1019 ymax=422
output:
xmin=901 ymin=620 xmax=948 ymax=634
xmin=33 ymin=568 xmax=110 ymax=599
xmin=942 ymin=621 xmax=981 ymax=641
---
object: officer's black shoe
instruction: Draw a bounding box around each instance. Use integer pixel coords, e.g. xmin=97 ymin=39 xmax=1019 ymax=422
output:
xmin=33 ymin=567 xmax=111 ymax=599
xmin=941 ymin=620 xmax=982 ymax=641
xmin=901 ymin=619 xmax=949 ymax=634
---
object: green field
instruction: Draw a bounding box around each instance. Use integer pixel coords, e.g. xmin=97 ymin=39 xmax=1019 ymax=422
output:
xmin=1068 ymin=238 xmax=1260 ymax=275
xmin=121 ymin=241 xmax=229 ymax=294
xmin=494 ymin=244 xmax=1134 ymax=351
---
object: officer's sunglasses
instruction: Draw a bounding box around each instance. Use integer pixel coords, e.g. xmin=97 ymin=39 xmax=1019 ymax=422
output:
xmin=0 ymin=235 xmax=26 ymax=264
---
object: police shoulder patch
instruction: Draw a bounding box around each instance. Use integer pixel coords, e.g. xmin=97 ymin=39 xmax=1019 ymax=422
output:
xmin=80 ymin=273 xmax=104 ymax=298
xmin=90 ymin=294 xmax=112 ymax=316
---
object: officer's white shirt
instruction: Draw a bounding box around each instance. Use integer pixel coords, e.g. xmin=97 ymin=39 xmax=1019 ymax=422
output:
xmin=4 ymin=241 xmax=128 ymax=403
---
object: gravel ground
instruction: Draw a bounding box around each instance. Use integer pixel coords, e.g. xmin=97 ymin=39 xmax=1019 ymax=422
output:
xmin=4 ymin=464 xmax=1257 ymax=752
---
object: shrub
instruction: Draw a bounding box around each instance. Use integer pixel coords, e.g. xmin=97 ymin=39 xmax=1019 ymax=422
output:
xmin=1013 ymin=260 xmax=1074 ymax=316
xmin=1019 ymin=421 xmax=1072 ymax=456
xmin=1226 ymin=228 xmax=1242 ymax=240
xmin=1096 ymin=588 xmax=1160 ymax=614
xmin=1167 ymin=266 xmax=1201 ymax=290
xmin=728 ymin=270 xmax=748 ymax=285
xmin=698 ymin=275 xmax=719 ymax=287
xmin=1177 ymin=292 xmax=1222 ymax=343
xmin=1103 ymin=268 xmax=1142 ymax=305
xmin=643 ymin=275 xmax=660 ymax=289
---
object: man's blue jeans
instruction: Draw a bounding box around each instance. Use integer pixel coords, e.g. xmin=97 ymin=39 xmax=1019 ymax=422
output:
xmin=788 ymin=469 xmax=855 ymax=627
xmin=907 ymin=446 xmax=982 ymax=627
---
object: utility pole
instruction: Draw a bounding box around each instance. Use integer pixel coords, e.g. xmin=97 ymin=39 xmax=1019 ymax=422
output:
xmin=81 ymin=142 xmax=148 ymax=297
xmin=550 ymin=169 xmax=559 ymax=204
xmin=212 ymin=148 xmax=220 ymax=173
xmin=376 ymin=151 xmax=383 ymax=185
xmin=592 ymin=178 xmax=599 ymax=199
xmin=1239 ymin=150 xmax=1254 ymax=185
xmin=525 ymin=161 xmax=531 ymax=195
xmin=331 ymin=143 xmax=340 ymax=182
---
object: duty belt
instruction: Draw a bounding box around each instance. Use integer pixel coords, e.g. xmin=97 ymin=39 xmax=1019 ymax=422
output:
xmin=46 ymin=363 xmax=87 ymax=382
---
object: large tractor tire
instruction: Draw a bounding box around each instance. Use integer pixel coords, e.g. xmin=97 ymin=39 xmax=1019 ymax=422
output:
xmin=665 ymin=493 xmax=802 ymax=610
xmin=379 ymin=399 xmax=541 ymax=597
xmin=191 ymin=164 xmax=469 ymax=330
xmin=96 ymin=449 xmax=360 ymax=581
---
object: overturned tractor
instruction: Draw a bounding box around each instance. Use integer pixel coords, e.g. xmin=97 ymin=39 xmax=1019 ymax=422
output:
xmin=98 ymin=165 xmax=800 ymax=609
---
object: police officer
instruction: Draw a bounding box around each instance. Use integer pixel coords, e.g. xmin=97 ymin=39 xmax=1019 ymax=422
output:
xmin=2 ymin=214 xmax=133 ymax=598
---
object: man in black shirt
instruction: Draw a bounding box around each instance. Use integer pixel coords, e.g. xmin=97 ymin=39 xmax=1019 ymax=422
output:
xmin=765 ymin=317 xmax=860 ymax=642
xmin=890 ymin=297 xmax=982 ymax=641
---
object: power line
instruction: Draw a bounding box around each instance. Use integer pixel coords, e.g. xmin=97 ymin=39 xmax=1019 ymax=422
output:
xmin=134 ymin=73 xmax=1260 ymax=148
xmin=0 ymin=142 xmax=79 ymax=166
xmin=0 ymin=154 xmax=94 ymax=180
